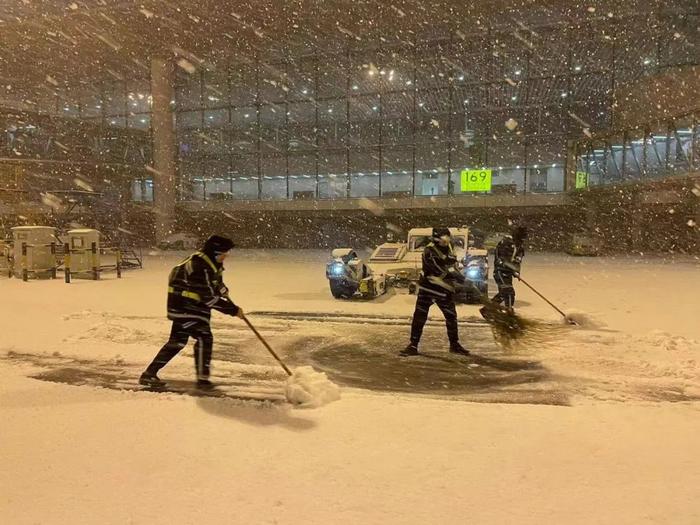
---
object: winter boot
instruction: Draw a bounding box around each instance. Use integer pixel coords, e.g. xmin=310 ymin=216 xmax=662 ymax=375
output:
xmin=196 ymin=378 xmax=216 ymax=390
xmin=399 ymin=343 xmax=420 ymax=357
xmin=139 ymin=371 xmax=166 ymax=388
xmin=449 ymin=343 xmax=470 ymax=356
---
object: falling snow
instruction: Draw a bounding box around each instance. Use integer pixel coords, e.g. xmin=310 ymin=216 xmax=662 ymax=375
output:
xmin=0 ymin=1 xmax=698 ymax=523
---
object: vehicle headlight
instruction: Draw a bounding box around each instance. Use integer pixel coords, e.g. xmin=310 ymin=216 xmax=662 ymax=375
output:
xmin=467 ymin=267 xmax=481 ymax=279
xmin=331 ymin=263 xmax=345 ymax=276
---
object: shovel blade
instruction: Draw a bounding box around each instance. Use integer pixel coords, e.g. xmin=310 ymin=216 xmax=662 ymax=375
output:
xmin=479 ymin=303 xmax=528 ymax=339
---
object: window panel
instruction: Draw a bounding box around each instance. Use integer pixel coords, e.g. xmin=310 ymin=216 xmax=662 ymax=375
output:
xmin=318 ymin=53 xmax=347 ymax=98
xmin=287 ymin=102 xmax=315 ymax=151
xmin=128 ymin=114 xmax=150 ymax=130
xmin=415 ymin=43 xmax=452 ymax=89
xmin=414 ymin=89 xmax=450 ymax=142
xmin=382 ymin=91 xmax=414 ymax=146
xmin=80 ymin=88 xmax=103 ymax=118
xmin=348 ymin=95 xmax=380 ymax=146
xmin=317 ymin=99 xmax=346 ymax=148
xmin=349 ymin=148 xmax=379 ymax=197
xmin=230 ymin=155 xmax=259 ymax=199
xmin=230 ymin=107 xmax=256 ymax=153
xmin=287 ymin=57 xmax=316 ymax=101
xmin=260 ymin=104 xmax=286 ymax=153
xmin=415 ymin=143 xmax=449 ymax=196
xmin=259 ymin=62 xmax=287 ymax=104
xmin=179 ymin=160 xmax=204 ymax=200
xmin=104 ymin=82 xmax=126 ymax=116
xmin=261 ymin=155 xmax=287 ymax=199
xmin=381 ymin=146 xmax=413 ymax=196
xmin=289 ymin=152 xmax=317 ymax=199
xmin=127 ymin=81 xmax=151 ymax=113
xmin=203 ymin=70 xmax=229 ymax=108
xmin=230 ymin=64 xmax=257 ymax=106
xmin=318 ymin=149 xmax=347 ymax=199
xmin=175 ymin=79 xmax=201 ymax=111
xmin=203 ymin=109 xmax=228 ymax=128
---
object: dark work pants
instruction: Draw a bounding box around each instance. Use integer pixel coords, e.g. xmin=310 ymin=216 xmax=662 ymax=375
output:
xmin=146 ymin=320 xmax=214 ymax=380
xmin=492 ymin=269 xmax=515 ymax=308
xmin=410 ymin=290 xmax=459 ymax=346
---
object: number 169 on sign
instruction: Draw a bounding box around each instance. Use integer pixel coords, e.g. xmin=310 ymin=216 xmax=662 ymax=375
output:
xmin=460 ymin=169 xmax=492 ymax=192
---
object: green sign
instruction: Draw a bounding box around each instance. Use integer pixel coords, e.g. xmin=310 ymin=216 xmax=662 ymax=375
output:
xmin=575 ymin=171 xmax=589 ymax=189
xmin=460 ymin=169 xmax=492 ymax=192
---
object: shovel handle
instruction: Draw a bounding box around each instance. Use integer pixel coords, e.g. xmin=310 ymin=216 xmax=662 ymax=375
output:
xmin=517 ymin=276 xmax=576 ymax=324
xmin=241 ymin=314 xmax=293 ymax=376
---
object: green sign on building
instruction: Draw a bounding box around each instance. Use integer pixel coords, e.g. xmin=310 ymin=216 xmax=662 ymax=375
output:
xmin=575 ymin=171 xmax=589 ymax=189
xmin=460 ymin=169 xmax=492 ymax=192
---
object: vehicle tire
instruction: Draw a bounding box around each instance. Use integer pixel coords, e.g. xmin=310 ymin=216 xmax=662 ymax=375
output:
xmin=463 ymin=282 xmax=488 ymax=304
xmin=330 ymin=280 xmax=356 ymax=299
xmin=455 ymin=290 xmax=468 ymax=304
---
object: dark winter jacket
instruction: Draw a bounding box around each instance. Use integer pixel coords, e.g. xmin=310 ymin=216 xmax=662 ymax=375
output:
xmin=166 ymin=250 xmax=239 ymax=324
xmin=494 ymin=235 xmax=525 ymax=276
xmin=418 ymin=241 xmax=466 ymax=297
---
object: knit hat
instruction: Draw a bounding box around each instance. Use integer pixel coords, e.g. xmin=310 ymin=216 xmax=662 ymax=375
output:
xmin=203 ymin=235 xmax=235 ymax=254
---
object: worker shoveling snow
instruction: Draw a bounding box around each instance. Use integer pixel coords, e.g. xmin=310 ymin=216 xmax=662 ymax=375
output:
xmin=285 ymin=366 xmax=341 ymax=408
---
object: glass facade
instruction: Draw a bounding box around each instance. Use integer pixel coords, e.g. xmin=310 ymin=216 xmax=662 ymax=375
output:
xmin=3 ymin=10 xmax=695 ymax=204
xmin=574 ymin=113 xmax=698 ymax=187
xmin=0 ymin=79 xmax=154 ymax=203
xmin=171 ymin=15 xmax=697 ymax=202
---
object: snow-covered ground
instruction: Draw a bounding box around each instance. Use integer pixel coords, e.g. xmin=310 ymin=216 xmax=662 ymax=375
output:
xmin=1 ymin=251 xmax=699 ymax=524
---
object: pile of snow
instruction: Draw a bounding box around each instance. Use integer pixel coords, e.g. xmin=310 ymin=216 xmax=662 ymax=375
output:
xmin=642 ymin=329 xmax=698 ymax=353
xmin=285 ymin=366 xmax=341 ymax=407
xmin=66 ymin=321 xmax=157 ymax=345
xmin=563 ymin=310 xmax=603 ymax=329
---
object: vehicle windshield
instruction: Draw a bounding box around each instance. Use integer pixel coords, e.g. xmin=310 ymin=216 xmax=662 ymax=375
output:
xmin=409 ymin=235 xmax=431 ymax=251
xmin=409 ymin=235 xmax=465 ymax=250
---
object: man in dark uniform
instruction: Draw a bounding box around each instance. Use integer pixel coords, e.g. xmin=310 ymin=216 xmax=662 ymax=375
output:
xmin=401 ymin=227 xmax=470 ymax=357
xmin=492 ymin=226 xmax=527 ymax=312
xmin=139 ymin=235 xmax=243 ymax=388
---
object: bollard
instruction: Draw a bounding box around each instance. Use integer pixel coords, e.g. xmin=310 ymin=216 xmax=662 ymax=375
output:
xmin=50 ymin=242 xmax=57 ymax=279
xmin=21 ymin=242 xmax=28 ymax=282
xmin=116 ymin=249 xmax=122 ymax=279
xmin=64 ymin=242 xmax=71 ymax=283
xmin=91 ymin=242 xmax=99 ymax=280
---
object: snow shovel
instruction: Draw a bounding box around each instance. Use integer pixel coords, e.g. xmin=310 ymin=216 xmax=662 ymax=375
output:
xmin=477 ymin=299 xmax=531 ymax=339
xmin=516 ymin=276 xmax=578 ymax=325
xmin=241 ymin=314 xmax=293 ymax=376
xmin=457 ymin=281 xmax=530 ymax=339
xmin=240 ymin=314 xmax=341 ymax=408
